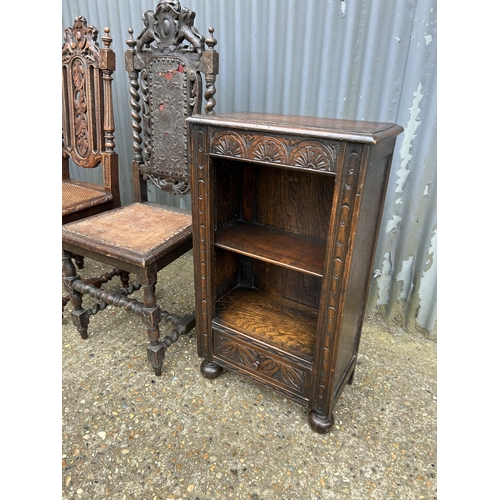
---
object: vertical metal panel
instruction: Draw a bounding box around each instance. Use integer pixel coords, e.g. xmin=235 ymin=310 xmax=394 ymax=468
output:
xmin=62 ymin=0 xmax=437 ymax=335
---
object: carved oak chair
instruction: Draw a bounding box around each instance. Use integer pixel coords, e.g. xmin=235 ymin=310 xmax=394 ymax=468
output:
xmin=62 ymin=0 xmax=219 ymax=376
xmin=62 ymin=16 xmax=121 ymax=224
xmin=62 ymin=16 xmax=126 ymax=311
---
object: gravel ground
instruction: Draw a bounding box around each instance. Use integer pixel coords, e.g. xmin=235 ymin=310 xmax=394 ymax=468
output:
xmin=62 ymin=250 xmax=437 ymax=499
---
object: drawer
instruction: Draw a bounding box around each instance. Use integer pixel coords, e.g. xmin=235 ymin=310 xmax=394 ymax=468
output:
xmin=212 ymin=325 xmax=312 ymax=404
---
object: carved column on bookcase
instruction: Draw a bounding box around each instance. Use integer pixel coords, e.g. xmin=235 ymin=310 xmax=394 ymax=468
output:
xmin=309 ymin=143 xmax=363 ymax=431
xmin=191 ymin=126 xmax=217 ymax=369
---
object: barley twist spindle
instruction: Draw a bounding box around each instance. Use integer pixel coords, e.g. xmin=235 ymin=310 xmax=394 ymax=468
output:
xmin=203 ymin=27 xmax=218 ymax=115
xmin=126 ymin=29 xmax=143 ymax=163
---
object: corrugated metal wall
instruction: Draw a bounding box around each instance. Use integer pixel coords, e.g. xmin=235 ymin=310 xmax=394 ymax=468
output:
xmin=62 ymin=0 xmax=437 ymax=335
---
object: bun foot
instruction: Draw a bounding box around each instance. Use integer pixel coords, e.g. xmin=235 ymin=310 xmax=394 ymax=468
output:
xmin=200 ymin=359 xmax=224 ymax=379
xmin=308 ymin=410 xmax=334 ymax=433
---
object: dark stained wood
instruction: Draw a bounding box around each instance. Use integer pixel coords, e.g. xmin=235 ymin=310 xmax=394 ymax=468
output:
xmin=214 ymin=159 xmax=246 ymax=229
xmin=253 ymin=261 xmax=322 ymax=309
xmin=213 ymin=326 xmax=313 ymax=405
xmin=61 ymin=16 xmax=123 ymax=309
xmin=213 ymin=248 xmax=241 ymax=296
xmin=188 ymin=112 xmax=403 ymax=433
xmin=62 ymin=17 xmax=121 ymax=225
xmin=187 ymin=112 xmax=402 ymax=144
xmin=331 ymin=143 xmax=397 ymax=394
xmin=214 ymin=287 xmax=318 ymax=361
xmin=62 ymin=1 xmax=219 ymax=376
xmin=255 ymin=165 xmax=335 ymax=240
xmin=215 ymin=221 xmax=326 ymax=277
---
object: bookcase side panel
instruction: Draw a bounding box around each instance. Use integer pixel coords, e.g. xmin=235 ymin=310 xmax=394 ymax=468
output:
xmin=332 ymin=140 xmax=398 ymax=394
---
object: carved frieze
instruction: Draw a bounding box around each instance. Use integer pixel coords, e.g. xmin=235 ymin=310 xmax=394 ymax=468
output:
xmin=210 ymin=130 xmax=339 ymax=173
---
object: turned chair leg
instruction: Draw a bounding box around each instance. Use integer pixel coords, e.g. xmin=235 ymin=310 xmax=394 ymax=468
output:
xmin=141 ymin=273 xmax=165 ymax=376
xmin=62 ymin=251 xmax=89 ymax=339
xmin=74 ymin=254 xmax=85 ymax=270
xmin=120 ymin=270 xmax=130 ymax=288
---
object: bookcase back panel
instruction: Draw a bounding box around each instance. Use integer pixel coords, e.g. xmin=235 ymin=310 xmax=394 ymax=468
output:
xmin=213 ymin=250 xmax=322 ymax=310
xmin=253 ymin=261 xmax=322 ymax=309
xmin=214 ymin=159 xmax=335 ymax=242
xmin=255 ymin=166 xmax=334 ymax=240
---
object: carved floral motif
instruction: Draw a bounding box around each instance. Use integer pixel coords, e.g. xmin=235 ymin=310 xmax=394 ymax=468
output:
xmin=62 ymin=16 xmax=99 ymax=63
xmin=291 ymin=143 xmax=331 ymax=171
xmin=211 ymin=131 xmax=337 ymax=172
xmin=127 ymin=0 xmax=217 ymax=194
xmin=213 ymin=133 xmax=246 ymax=158
xmin=136 ymin=0 xmax=204 ymax=54
xmin=139 ymin=56 xmax=195 ymax=194
xmin=71 ymin=59 xmax=90 ymax=158
xmin=248 ymin=137 xmax=287 ymax=164
xmin=218 ymin=337 xmax=306 ymax=394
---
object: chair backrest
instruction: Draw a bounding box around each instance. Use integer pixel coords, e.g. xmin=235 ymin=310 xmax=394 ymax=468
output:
xmin=125 ymin=0 xmax=219 ymax=200
xmin=62 ymin=16 xmax=119 ymax=196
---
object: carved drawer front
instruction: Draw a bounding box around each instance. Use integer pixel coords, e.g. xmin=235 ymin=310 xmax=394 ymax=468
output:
xmin=213 ymin=326 xmax=312 ymax=404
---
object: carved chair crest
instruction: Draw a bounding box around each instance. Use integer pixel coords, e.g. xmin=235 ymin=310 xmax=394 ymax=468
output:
xmin=125 ymin=0 xmax=218 ymax=195
xmin=62 ymin=16 xmax=116 ymax=169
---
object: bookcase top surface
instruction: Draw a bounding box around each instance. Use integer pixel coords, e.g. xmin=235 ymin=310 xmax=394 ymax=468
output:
xmin=187 ymin=112 xmax=404 ymax=144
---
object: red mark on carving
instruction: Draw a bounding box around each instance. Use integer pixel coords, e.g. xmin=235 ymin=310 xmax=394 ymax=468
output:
xmin=159 ymin=64 xmax=185 ymax=80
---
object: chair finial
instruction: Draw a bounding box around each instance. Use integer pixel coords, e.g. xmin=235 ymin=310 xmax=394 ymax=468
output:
xmin=126 ymin=28 xmax=137 ymax=49
xmin=206 ymin=27 xmax=217 ymax=50
xmin=102 ymin=26 xmax=112 ymax=48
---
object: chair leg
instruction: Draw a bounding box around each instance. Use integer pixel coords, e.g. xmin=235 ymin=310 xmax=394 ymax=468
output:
xmin=74 ymin=254 xmax=85 ymax=270
xmin=141 ymin=272 xmax=165 ymax=376
xmin=120 ymin=270 xmax=130 ymax=288
xmin=62 ymin=250 xmax=89 ymax=339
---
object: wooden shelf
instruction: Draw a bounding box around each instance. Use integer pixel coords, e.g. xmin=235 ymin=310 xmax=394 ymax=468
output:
xmin=215 ymin=221 xmax=326 ymax=277
xmin=213 ymin=286 xmax=318 ymax=363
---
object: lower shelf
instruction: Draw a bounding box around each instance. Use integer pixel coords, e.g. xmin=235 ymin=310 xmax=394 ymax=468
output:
xmin=213 ymin=286 xmax=317 ymax=362
xmin=212 ymin=286 xmax=318 ymax=403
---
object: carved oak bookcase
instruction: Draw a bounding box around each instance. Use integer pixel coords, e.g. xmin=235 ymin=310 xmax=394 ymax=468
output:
xmin=187 ymin=113 xmax=403 ymax=433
